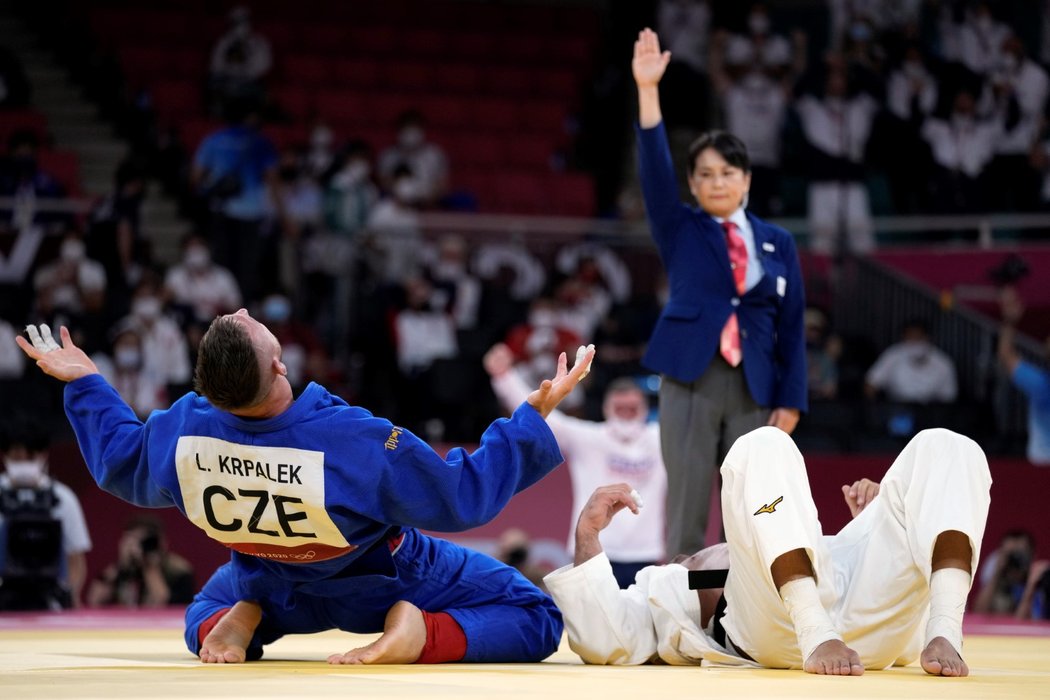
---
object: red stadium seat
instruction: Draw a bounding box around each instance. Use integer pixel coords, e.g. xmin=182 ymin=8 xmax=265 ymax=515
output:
xmin=447 ymin=133 xmax=504 ymax=167
xmin=149 ymin=80 xmax=202 ymax=123
xmin=548 ymin=172 xmax=596 ymax=217
xmin=518 ymin=100 xmax=566 ymax=133
xmin=37 ymin=150 xmax=82 ymax=195
xmin=347 ymin=26 xmax=399 ymax=57
xmin=177 ymin=118 xmax=223 ymax=153
xmin=448 ymin=32 xmax=495 ymax=60
xmin=280 ymin=56 xmax=332 ymax=86
xmin=302 ymin=25 xmax=352 ymax=55
xmin=314 ymin=91 xmax=368 ymax=124
xmin=382 ymin=61 xmax=435 ymax=92
xmin=539 ymin=69 xmax=580 ymax=100
xmin=481 ymin=66 xmax=533 ymax=97
xmin=400 ymin=29 xmax=448 ymax=59
xmin=432 ymin=63 xmax=482 ymax=94
xmin=117 ymin=48 xmax=173 ymax=87
xmin=272 ymin=86 xmax=314 ymax=121
xmin=419 ymin=96 xmax=468 ymax=128
xmin=493 ymin=171 xmax=547 ymax=214
xmin=0 ymin=110 xmax=49 ymax=148
xmin=504 ymin=135 xmax=554 ymax=171
xmin=332 ymin=58 xmax=381 ymax=90
xmin=474 ymin=98 xmax=519 ymax=130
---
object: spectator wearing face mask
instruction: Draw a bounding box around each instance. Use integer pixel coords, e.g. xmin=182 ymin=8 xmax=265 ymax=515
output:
xmin=922 ymin=87 xmax=1000 ymax=213
xmin=324 ymin=140 xmax=379 ymax=238
xmin=939 ymin=1 xmax=1011 ymax=78
xmin=366 ymin=164 xmax=424 ymax=282
xmin=164 ymin=233 xmax=242 ymax=324
xmin=33 ymin=233 xmax=107 ymax=320
xmin=120 ymin=277 xmax=192 ymax=388
xmin=93 ymin=322 xmax=169 ymax=419
xmin=502 ymin=297 xmax=585 ymax=414
xmin=864 ymin=319 xmax=958 ymax=404
xmin=423 ymin=235 xmax=482 ymax=332
xmin=257 ymin=293 xmax=331 ymax=394
xmin=207 ymin=5 xmax=272 ymax=116
xmin=0 ymin=416 xmax=91 ymax=609
xmin=377 ymin=110 xmax=449 ymax=207
xmin=486 ymin=344 xmax=666 ymax=588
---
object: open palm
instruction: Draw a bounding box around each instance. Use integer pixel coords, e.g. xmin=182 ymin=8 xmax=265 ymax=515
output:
xmin=632 ymin=28 xmax=671 ymax=87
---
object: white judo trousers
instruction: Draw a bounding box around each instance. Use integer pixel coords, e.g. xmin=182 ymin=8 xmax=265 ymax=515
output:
xmin=721 ymin=426 xmax=991 ymax=670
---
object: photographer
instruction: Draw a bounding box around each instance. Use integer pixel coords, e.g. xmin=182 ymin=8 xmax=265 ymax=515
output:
xmin=0 ymin=417 xmax=91 ymax=609
xmin=974 ymin=530 xmax=1036 ymax=614
xmin=86 ymin=515 xmax=195 ymax=608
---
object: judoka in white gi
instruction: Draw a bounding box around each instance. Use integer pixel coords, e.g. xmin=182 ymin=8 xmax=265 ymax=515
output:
xmin=545 ymin=426 xmax=990 ymax=676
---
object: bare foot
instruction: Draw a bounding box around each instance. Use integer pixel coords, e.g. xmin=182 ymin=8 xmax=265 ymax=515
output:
xmin=921 ymin=636 xmax=969 ymax=677
xmin=803 ymin=639 xmax=865 ymax=676
xmin=199 ymin=601 xmax=262 ymax=664
xmin=327 ymin=600 xmax=427 ymax=665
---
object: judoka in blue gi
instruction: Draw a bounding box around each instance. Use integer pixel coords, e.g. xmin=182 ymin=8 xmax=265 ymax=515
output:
xmin=17 ymin=313 xmax=594 ymax=665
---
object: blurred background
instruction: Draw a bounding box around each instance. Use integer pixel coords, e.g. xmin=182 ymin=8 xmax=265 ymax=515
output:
xmin=0 ymin=0 xmax=1047 ymax=617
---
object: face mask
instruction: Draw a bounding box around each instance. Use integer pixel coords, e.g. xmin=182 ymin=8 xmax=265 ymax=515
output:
xmin=529 ymin=310 xmax=556 ymax=328
xmin=114 ymin=346 xmax=141 ymax=370
xmin=263 ymin=297 xmax=291 ymax=323
xmin=5 ymin=458 xmax=45 ymax=486
xmin=393 ymin=178 xmax=422 ymax=204
xmin=749 ymin=13 xmax=770 ymax=35
xmin=398 ymin=126 xmax=425 ymax=149
xmin=60 ymin=239 xmax=86 ymax=262
xmin=132 ymin=296 xmax=162 ymax=320
xmin=310 ymin=126 xmax=333 ymax=150
xmin=184 ymin=247 xmax=210 ymax=270
xmin=606 ymin=417 xmax=646 ymax=441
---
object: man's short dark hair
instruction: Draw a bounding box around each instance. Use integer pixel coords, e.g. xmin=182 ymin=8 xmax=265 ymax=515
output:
xmin=193 ymin=316 xmax=264 ymax=410
xmin=606 ymin=377 xmax=643 ymax=397
xmin=686 ymin=130 xmax=751 ymax=176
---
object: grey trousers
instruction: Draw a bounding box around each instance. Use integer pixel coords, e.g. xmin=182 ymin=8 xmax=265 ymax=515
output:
xmin=659 ymin=357 xmax=768 ymax=558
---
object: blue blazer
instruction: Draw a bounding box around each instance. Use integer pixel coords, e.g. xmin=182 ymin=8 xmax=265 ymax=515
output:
xmin=637 ymin=123 xmax=808 ymax=412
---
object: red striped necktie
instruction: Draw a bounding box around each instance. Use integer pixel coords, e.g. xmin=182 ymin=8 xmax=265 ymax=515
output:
xmin=719 ymin=220 xmax=747 ymax=367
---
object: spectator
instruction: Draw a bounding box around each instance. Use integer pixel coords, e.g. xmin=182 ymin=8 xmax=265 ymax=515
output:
xmin=984 ymin=35 xmax=1049 ymax=211
xmin=0 ymin=46 xmax=31 ymax=108
xmin=709 ymin=32 xmax=793 ymax=217
xmin=655 ymin=0 xmax=712 ymax=126
xmin=865 ymin=319 xmax=958 ymax=404
xmin=323 ymin=139 xmax=378 ymax=238
xmin=123 ymin=277 xmax=192 ymax=388
xmin=997 ymin=287 xmax=1050 ymax=466
xmin=503 ymin=297 xmax=585 ymax=414
xmin=722 ymin=3 xmax=798 ymax=78
xmin=305 ymin=122 xmax=335 ymax=179
xmin=268 ymin=147 xmax=323 ymax=296
xmin=207 ymin=6 xmax=272 ymax=116
xmin=1017 ymin=559 xmax=1050 ymax=620
xmin=92 ymin=322 xmax=169 ymax=419
xmin=365 ymin=164 xmax=423 ymax=282
xmin=886 ymin=45 xmax=938 ymax=124
xmin=805 ymin=308 xmax=840 ymax=400
xmin=0 ymin=416 xmax=91 ymax=609
xmin=257 ymin=292 xmax=331 ymax=393
xmin=551 ymin=252 xmax=622 ymax=344
xmin=424 ymin=234 xmax=482 ymax=332
xmin=974 ymin=529 xmax=1036 ymax=614
xmin=922 ymin=87 xmax=1000 ymax=213
xmin=394 ymin=276 xmax=457 ymax=380
xmin=795 ymin=57 xmax=878 ymax=255
xmin=939 ymin=1 xmax=1011 ymax=78
xmin=487 ymin=344 xmax=666 ymax=589
xmin=86 ymin=515 xmax=195 ymax=608
xmin=0 ymin=316 xmax=25 ymax=379
xmin=164 ymin=233 xmax=242 ymax=324
xmin=191 ymin=98 xmax=278 ymax=303
xmin=86 ymin=158 xmax=149 ymax=299
xmin=0 ymin=129 xmax=65 ymax=229
xmin=33 ymin=232 xmax=107 ymax=318
xmin=377 ymin=110 xmax=449 ymax=207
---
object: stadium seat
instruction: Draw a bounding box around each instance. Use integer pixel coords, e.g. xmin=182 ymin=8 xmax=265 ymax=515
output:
xmin=547 ymin=172 xmax=596 ymax=217
xmin=37 ymin=150 xmax=82 ymax=195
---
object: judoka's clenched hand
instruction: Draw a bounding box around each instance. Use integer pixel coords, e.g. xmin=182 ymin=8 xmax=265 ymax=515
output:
xmin=572 ymin=483 xmax=640 ymax=566
xmin=841 ymin=478 xmax=880 ymax=519
xmin=527 ymin=344 xmax=595 ymax=419
xmin=16 ymin=324 xmax=99 ymax=382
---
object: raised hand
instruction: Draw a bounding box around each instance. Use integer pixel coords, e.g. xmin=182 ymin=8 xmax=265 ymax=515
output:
xmin=526 ymin=345 xmax=595 ymax=419
xmin=632 ymin=28 xmax=671 ymax=88
xmin=841 ymin=478 xmax=880 ymax=519
xmin=483 ymin=343 xmax=515 ymax=378
xmin=15 ymin=324 xmax=100 ymax=382
xmin=573 ymin=483 xmax=641 ymax=566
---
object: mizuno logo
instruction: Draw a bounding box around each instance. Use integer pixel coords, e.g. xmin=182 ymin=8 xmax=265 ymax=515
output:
xmin=754 ymin=496 xmax=783 ymax=516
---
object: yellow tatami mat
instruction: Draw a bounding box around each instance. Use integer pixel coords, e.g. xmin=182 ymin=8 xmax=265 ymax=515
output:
xmin=1 ymin=622 xmax=1048 ymax=700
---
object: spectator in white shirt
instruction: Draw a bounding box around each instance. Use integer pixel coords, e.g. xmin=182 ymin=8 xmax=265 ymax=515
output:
xmin=865 ymin=319 xmax=958 ymax=404
xmin=208 ymin=5 xmax=272 ymax=116
xmin=93 ymin=322 xmax=169 ymax=419
xmin=655 ymin=0 xmax=712 ymax=126
xmin=377 ymin=111 xmax=449 ymax=207
xmin=0 ymin=318 xmax=25 ymax=379
xmin=486 ymin=344 xmax=666 ymax=588
xmin=922 ymin=87 xmax=1000 ymax=212
xmin=939 ymin=1 xmax=1011 ymax=78
xmin=794 ymin=59 xmax=878 ymax=255
xmin=984 ymin=35 xmax=1050 ymax=211
xmin=122 ymin=278 xmax=192 ymax=387
xmin=165 ymin=234 xmax=242 ymax=324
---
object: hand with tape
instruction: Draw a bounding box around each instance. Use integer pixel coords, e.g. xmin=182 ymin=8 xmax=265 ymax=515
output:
xmin=16 ymin=324 xmax=100 ymax=382
xmin=526 ymin=344 xmax=595 ymax=419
